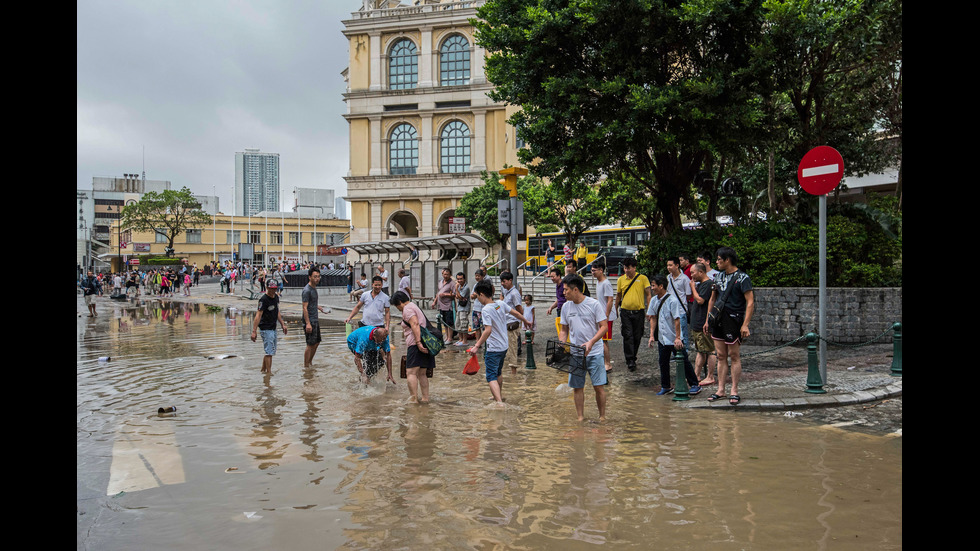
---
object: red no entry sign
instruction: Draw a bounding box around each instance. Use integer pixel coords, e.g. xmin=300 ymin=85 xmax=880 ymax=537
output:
xmin=798 ymin=146 xmax=844 ymax=196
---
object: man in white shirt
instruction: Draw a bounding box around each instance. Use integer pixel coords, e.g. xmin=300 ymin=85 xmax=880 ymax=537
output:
xmin=559 ymin=274 xmax=609 ymax=421
xmin=499 ymin=271 xmax=524 ymax=373
xmin=346 ymin=275 xmax=391 ymax=331
xmin=647 ymin=274 xmax=700 ymax=396
xmin=591 ymin=260 xmax=616 ymax=374
xmin=667 ymin=257 xmax=693 ymax=346
xmin=397 ymin=268 xmax=412 ymax=300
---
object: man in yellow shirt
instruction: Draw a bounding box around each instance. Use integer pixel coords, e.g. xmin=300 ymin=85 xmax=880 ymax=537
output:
xmin=615 ymin=257 xmax=651 ymax=371
xmin=575 ymin=241 xmax=589 ymax=270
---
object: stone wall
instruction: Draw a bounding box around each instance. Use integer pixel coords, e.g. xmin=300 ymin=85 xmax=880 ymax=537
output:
xmin=752 ymin=287 xmax=902 ymax=347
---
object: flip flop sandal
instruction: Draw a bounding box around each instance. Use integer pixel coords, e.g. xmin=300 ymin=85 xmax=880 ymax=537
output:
xmin=729 ymin=394 xmax=741 ymax=405
xmin=707 ymin=393 xmax=725 ymax=402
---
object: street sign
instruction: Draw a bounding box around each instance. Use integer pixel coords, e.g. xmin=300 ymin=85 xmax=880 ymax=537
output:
xmin=449 ymin=217 xmax=466 ymax=234
xmin=798 ymin=146 xmax=844 ymax=196
xmin=497 ymin=199 xmax=524 ymax=234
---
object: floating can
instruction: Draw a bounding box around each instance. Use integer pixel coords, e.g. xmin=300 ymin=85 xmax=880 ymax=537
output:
xmin=158 ymin=406 xmax=177 ymax=414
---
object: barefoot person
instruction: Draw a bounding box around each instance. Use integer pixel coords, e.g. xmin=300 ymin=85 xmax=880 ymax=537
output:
xmin=347 ymin=325 xmax=395 ymax=384
xmin=558 ymin=274 xmax=609 ymax=421
xmin=390 ymin=291 xmax=433 ymax=404
xmin=468 ymin=279 xmax=531 ymax=405
xmin=302 ymin=266 xmax=327 ymax=367
xmin=250 ymin=280 xmax=287 ymax=375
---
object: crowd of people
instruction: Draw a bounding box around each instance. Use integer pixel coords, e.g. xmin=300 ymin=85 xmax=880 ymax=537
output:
xmin=82 ymin=246 xmax=753 ymax=419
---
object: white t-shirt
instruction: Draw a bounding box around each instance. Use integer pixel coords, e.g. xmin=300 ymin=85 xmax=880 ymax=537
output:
xmin=595 ymin=278 xmax=616 ymax=322
xmin=502 ymin=285 xmax=522 ymax=324
xmin=560 ymin=296 xmax=607 ymax=358
xmin=480 ymin=300 xmax=512 ymax=352
xmin=667 ymin=272 xmax=692 ymax=310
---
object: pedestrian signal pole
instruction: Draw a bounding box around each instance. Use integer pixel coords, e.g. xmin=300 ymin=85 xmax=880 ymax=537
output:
xmin=498 ymin=167 xmax=527 ymax=274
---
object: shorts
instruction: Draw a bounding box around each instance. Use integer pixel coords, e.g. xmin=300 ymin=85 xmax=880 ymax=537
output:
xmin=693 ymin=330 xmax=714 ymax=353
xmin=602 ymin=320 xmax=613 ymax=341
xmin=406 ymin=344 xmax=435 ymax=370
xmin=472 ymin=311 xmax=483 ymax=333
xmin=363 ymin=349 xmax=384 ymax=378
xmin=439 ymin=309 xmax=454 ymax=331
xmin=484 ymin=350 xmax=505 ymax=382
xmin=84 ymin=294 xmax=94 ymax=305
xmin=260 ymin=329 xmax=278 ymax=356
xmin=711 ymin=311 xmax=745 ymax=345
xmin=568 ymin=354 xmax=607 ymax=389
xmin=305 ymin=321 xmax=322 ymax=346
xmin=455 ymin=310 xmax=470 ymax=333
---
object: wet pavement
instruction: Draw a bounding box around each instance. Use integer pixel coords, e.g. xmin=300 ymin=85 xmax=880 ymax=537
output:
xmin=88 ymin=280 xmax=901 ymax=436
xmin=77 ymin=282 xmax=902 ymax=549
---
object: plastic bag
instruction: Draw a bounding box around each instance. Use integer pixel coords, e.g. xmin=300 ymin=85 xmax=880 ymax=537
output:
xmin=463 ymin=355 xmax=480 ymax=375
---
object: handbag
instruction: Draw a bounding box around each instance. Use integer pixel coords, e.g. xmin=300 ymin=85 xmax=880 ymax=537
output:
xmin=419 ymin=320 xmax=445 ymax=356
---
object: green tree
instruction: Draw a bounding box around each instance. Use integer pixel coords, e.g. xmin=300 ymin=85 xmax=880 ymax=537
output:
xmin=455 ymin=171 xmax=549 ymax=249
xmin=120 ymin=187 xmax=212 ymax=257
xmin=475 ymin=0 xmax=766 ymax=235
xmin=753 ymin=0 xmax=903 ymax=216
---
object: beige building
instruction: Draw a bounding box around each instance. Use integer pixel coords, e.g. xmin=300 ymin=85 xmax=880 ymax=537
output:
xmin=108 ymin=214 xmax=350 ymax=272
xmin=341 ymin=0 xmax=526 ymax=257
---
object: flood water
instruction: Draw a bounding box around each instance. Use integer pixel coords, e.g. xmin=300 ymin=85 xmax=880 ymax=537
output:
xmin=77 ymin=298 xmax=902 ymax=550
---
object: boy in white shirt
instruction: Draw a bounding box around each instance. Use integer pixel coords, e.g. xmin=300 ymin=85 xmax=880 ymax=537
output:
xmin=468 ymin=279 xmax=531 ymax=404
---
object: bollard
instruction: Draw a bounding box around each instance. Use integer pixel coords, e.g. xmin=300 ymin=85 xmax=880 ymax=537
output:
xmin=524 ymin=330 xmax=537 ymax=369
xmin=804 ymin=332 xmax=827 ymax=394
xmin=672 ymin=347 xmax=691 ymax=401
xmin=890 ymin=322 xmax=902 ymax=377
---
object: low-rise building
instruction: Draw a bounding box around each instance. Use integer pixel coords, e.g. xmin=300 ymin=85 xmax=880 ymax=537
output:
xmin=109 ymin=213 xmax=350 ymax=272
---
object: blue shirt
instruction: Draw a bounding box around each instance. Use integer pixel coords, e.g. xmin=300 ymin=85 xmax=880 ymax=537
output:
xmin=346 ymin=326 xmax=390 ymax=355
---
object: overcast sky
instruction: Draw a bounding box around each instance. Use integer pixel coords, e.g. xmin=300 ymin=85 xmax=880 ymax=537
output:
xmin=77 ymin=0 xmax=361 ymax=213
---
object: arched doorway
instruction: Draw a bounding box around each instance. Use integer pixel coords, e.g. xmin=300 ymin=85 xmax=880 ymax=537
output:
xmin=386 ymin=210 xmax=420 ymax=239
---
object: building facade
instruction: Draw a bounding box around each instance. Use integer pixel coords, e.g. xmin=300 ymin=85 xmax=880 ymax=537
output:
xmin=341 ymin=0 xmax=525 ymax=255
xmin=109 ymin=213 xmax=350 ymax=272
xmin=235 ymin=149 xmax=280 ymax=216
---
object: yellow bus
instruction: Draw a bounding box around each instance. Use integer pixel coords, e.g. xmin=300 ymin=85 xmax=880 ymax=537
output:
xmin=525 ymin=225 xmax=649 ymax=275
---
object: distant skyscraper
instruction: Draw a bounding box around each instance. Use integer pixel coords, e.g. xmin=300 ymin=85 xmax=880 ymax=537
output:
xmin=335 ymin=196 xmax=346 ymax=220
xmin=235 ymin=149 xmax=280 ymax=216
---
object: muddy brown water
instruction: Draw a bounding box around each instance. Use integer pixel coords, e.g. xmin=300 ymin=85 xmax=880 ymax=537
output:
xmin=77 ymin=299 xmax=901 ymax=550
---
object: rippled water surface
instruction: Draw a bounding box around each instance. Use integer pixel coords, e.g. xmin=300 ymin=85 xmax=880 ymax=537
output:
xmin=77 ymin=298 xmax=902 ymax=550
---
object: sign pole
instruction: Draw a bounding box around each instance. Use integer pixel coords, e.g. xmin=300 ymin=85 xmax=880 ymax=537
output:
xmin=819 ymin=194 xmax=827 ymax=384
xmin=797 ymin=145 xmax=844 ymax=386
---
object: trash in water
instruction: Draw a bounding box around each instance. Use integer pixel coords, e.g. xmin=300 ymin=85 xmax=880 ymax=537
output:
xmin=554 ymin=383 xmax=572 ymax=394
xmin=98 ymin=356 xmax=111 ymax=362
xmin=784 ymin=411 xmax=803 ymax=417
xmin=225 ymin=467 xmax=242 ymax=473
xmin=846 ymin=366 xmax=856 ymax=370
xmin=158 ymin=406 xmax=177 ymax=414
xmin=207 ymin=354 xmax=237 ymax=359
xmin=243 ymin=512 xmax=262 ymax=520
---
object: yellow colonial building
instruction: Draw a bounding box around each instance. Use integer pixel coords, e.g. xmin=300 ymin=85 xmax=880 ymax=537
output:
xmin=108 ymin=214 xmax=351 ymax=272
xmin=341 ymin=0 xmax=526 ymax=254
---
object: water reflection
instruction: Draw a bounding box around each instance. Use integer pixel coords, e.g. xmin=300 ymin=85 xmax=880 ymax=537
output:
xmin=77 ymin=297 xmax=902 ymax=550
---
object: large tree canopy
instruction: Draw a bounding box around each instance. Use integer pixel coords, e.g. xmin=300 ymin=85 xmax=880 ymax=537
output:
xmin=120 ymin=187 xmax=212 ymax=256
xmin=475 ymin=0 xmax=765 ymax=234
xmin=474 ymin=0 xmax=903 ymax=234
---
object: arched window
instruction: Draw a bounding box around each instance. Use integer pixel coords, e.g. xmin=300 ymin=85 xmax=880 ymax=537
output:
xmin=389 ymin=123 xmax=418 ymax=175
xmin=440 ymin=121 xmax=470 ymax=173
xmin=389 ymin=39 xmax=418 ymax=90
xmin=440 ymin=35 xmax=470 ymax=86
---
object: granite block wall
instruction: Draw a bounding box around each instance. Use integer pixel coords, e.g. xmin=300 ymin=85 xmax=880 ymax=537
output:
xmin=751 ymin=287 xmax=902 ymax=347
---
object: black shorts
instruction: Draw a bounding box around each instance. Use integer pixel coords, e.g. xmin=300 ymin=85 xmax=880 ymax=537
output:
xmin=406 ymin=345 xmax=435 ymax=370
xmin=711 ymin=311 xmax=745 ymax=345
xmin=305 ymin=321 xmax=322 ymax=346
xmin=363 ymin=349 xmax=385 ymax=378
